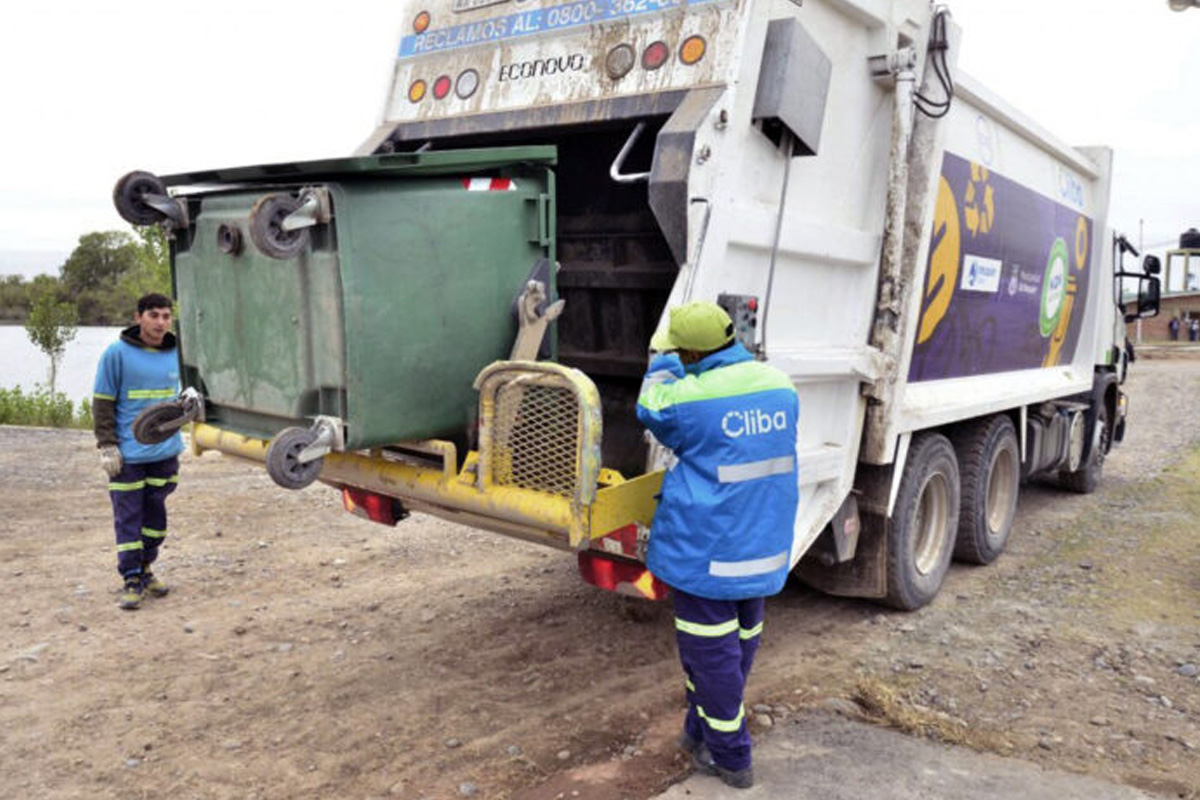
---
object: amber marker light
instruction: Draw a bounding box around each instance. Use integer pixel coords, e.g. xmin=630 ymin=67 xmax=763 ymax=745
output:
xmin=413 ymin=10 xmax=431 ymax=33
xmin=679 ymin=35 xmax=706 ymax=65
xmin=408 ymin=79 xmax=427 ymax=103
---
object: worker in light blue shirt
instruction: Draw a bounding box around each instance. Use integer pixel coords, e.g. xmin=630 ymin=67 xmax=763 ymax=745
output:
xmin=93 ymin=293 xmax=183 ymax=610
xmin=637 ymin=301 xmax=799 ymax=790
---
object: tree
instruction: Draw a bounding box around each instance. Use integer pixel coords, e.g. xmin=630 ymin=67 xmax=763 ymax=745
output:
xmin=117 ymin=225 xmax=172 ymax=300
xmin=24 ymin=285 xmax=79 ymax=395
xmin=60 ymin=231 xmax=140 ymax=296
xmin=0 ymin=275 xmax=30 ymax=322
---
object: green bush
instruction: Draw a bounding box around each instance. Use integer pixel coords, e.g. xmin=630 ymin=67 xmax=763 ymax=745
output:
xmin=0 ymin=385 xmax=93 ymax=429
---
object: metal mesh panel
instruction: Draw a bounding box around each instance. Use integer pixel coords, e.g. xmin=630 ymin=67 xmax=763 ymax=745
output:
xmin=490 ymin=379 xmax=580 ymax=496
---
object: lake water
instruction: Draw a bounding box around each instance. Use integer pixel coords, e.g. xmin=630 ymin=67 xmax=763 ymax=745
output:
xmin=0 ymin=325 xmax=125 ymax=403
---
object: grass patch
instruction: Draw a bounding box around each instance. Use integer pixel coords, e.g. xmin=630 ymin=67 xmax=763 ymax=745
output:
xmin=0 ymin=385 xmax=92 ymax=429
xmin=1021 ymin=447 xmax=1200 ymax=630
xmin=852 ymin=678 xmax=1014 ymax=754
xmin=1085 ymin=450 xmax=1200 ymax=629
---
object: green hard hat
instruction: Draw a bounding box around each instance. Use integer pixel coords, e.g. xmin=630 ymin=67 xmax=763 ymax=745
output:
xmin=650 ymin=301 xmax=735 ymax=352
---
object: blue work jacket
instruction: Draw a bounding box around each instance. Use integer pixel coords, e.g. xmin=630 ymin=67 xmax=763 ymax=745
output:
xmin=636 ymin=343 xmax=799 ymax=600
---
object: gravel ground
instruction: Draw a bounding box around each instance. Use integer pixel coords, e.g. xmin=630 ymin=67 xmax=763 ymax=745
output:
xmin=1 ymin=355 xmax=1198 ymax=799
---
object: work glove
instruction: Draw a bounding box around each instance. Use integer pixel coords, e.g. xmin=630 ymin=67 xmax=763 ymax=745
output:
xmin=99 ymin=445 xmax=123 ymax=479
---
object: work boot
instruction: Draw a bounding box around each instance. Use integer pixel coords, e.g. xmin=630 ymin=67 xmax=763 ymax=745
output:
xmin=141 ymin=572 xmax=170 ymax=598
xmin=678 ymin=731 xmax=701 ymax=755
xmin=119 ymin=578 xmax=143 ymax=611
xmin=692 ymin=746 xmax=754 ymax=790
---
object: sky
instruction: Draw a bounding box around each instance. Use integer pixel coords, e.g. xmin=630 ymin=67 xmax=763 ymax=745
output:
xmin=1 ymin=0 xmax=1197 ymax=280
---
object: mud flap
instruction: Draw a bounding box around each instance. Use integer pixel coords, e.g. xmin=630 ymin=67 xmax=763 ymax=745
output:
xmin=794 ymin=464 xmax=890 ymax=599
xmin=795 ymin=513 xmax=887 ymax=599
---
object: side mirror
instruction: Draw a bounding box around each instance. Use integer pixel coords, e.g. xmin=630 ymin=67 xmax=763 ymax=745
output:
xmin=1123 ymin=275 xmax=1161 ymax=323
xmin=1143 ymin=254 xmax=1162 ymax=275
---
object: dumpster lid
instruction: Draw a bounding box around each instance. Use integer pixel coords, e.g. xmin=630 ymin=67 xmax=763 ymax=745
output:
xmin=159 ymin=145 xmax=557 ymax=188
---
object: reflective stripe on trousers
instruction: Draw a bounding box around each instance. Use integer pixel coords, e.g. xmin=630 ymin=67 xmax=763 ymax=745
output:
xmin=109 ymin=456 xmax=178 ymax=578
xmin=673 ymin=587 xmax=764 ymax=773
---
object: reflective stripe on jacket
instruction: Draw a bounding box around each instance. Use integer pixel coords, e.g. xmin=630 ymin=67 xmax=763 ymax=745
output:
xmin=636 ymin=343 xmax=799 ymax=600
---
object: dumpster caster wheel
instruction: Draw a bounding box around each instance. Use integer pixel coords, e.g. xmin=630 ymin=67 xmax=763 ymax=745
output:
xmin=113 ymin=171 xmax=169 ymax=225
xmin=266 ymin=427 xmax=324 ymax=490
xmin=249 ymin=193 xmax=310 ymax=259
xmin=132 ymin=402 xmax=189 ymax=445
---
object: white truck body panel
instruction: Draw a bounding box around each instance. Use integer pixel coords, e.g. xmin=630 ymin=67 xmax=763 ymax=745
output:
xmin=376 ymin=0 xmax=1121 ymax=569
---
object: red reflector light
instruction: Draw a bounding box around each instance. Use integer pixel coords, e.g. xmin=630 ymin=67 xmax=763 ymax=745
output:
xmin=642 ymin=40 xmax=669 ymax=71
xmin=342 ymin=487 xmax=400 ymax=526
xmin=593 ymin=523 xmax=640 ymax=557
xmin=433 ymin=75 xmax=452 ymax=100
xmin=578 ymin=552 xmax=669 ymax=600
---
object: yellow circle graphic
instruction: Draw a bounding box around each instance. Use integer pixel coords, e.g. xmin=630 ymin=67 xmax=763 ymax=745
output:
xmin=1074 ymin=215 xmax=1089 ymax=270
xmin=917 ymin=176 xmax=961 ymax=345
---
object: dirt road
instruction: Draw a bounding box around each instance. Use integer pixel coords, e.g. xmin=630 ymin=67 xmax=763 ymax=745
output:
xmin=2 ymin=356 xmax=1199 ymax=800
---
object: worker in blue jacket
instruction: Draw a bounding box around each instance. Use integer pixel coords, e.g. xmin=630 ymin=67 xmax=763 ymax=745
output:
xmin=93 ymin=293 xmax=184 ymax=610
xmin=637 ymin=301 xmax=799 ymax=790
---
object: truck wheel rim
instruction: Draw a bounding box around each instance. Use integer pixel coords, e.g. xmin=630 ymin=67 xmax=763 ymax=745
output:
xmin=914 ymin=472 xmax=950 ymax=576
xmin=986 ymin=445 xmax=1017 ymax=535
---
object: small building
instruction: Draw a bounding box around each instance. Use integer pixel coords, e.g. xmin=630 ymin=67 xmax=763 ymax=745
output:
xmin=1125 ymin=243 xmax=1200 ymax=342
xmin=1126 ymin=291 xmax=1200 ymax=341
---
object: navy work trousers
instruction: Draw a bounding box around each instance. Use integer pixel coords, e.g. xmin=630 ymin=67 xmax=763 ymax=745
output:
xmin=109 ymin=456 xmax=179 ymax=578
xmin=673 ymin=587 xmax=764 ymax=772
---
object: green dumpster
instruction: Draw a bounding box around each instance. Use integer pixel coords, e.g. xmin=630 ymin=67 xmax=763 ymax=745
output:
xmin=162 ymin=146 xmax=557 ymax=452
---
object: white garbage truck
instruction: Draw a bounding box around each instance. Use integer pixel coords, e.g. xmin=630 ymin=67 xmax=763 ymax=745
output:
xmin=117 ymin=0 xmax=1161 ymax=609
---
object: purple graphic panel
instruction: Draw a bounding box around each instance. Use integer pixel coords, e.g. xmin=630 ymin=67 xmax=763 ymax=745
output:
xmin=908 ymin=152 xmax=1093 ymax=383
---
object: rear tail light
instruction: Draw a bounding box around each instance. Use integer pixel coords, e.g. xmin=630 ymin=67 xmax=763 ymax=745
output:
xmin=679 ymin=35 xmax=707 ymax=65
xmin=606 ymin=43 xmax=636 ymax=80
xmin=432 ymin=75 xmax=453 ymax=100
xmin=594 ymin=523 xmax=640 ymax=558
xmin=642 ymin=40 xmax=669 ymax=71
xmin=578 ymin=552 xmax=669 ymax=600
xmin=342 ymin=487 xmax=408 ymax=526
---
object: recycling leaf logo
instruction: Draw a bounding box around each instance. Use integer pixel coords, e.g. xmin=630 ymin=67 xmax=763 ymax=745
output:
xmin=963 ymin=163 xmax=995 ymax=237
xmin=1040 ymin=238 xmax=1069 ymax=337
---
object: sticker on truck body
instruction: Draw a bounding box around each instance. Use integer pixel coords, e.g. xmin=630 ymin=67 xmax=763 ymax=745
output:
xmin=910 ymin=152 xmax=1093 ymax=382
xmin=399 ymin=0 xmax=728 ymax=58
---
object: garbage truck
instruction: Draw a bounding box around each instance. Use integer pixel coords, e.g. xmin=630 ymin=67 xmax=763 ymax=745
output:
xmin=114 ymin=0 xmax=1161 ymax=610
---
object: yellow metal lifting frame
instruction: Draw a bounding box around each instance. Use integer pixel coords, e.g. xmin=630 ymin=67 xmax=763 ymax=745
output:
xmin=191 ymin=361 xmax=663 ymax=552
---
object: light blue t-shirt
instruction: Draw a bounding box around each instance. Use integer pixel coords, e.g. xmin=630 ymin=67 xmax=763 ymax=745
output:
xmin=94 ymin=333 xmax=184 ymax=464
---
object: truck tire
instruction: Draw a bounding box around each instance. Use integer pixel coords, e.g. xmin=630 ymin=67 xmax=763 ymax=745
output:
xmin=885 ymin=432 xmax=960 ymax=610
xmin=952 ymin=415 xmax=1019 ymax=565
xmin=1059 ymin=404 xmax=1108 ymax=494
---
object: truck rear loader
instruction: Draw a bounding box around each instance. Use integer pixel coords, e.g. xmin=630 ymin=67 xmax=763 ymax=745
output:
xmin=115 ymin=0 xmax=1161 ymax=610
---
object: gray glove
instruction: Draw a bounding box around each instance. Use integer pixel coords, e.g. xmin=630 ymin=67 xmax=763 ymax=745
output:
xmin=99 ymin=445 xmax=123 ymax=478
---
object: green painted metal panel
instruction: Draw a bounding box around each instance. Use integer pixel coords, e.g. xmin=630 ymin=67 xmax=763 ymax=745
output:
xmin=172 ymin=148 xmax=556 ymax=449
